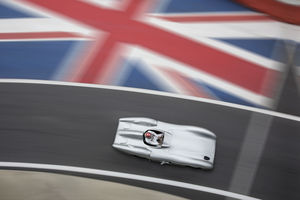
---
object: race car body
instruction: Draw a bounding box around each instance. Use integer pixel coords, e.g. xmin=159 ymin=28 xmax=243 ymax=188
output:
xmin=112 ymin=117 xmax=216 ymax=169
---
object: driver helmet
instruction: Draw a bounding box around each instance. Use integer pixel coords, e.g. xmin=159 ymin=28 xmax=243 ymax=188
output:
xmin=145 ymin=131 xmax=154 ymax=139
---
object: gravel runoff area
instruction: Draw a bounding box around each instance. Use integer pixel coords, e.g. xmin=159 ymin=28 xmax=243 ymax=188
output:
xmin=0 ymin=170 xmax=186 ymax=200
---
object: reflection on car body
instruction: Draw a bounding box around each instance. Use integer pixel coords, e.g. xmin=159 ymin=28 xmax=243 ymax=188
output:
xmin=112 ymin=117 xmax=217 ymax=169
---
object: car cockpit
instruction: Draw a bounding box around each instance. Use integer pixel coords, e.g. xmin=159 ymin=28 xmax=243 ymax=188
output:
xmin=143 ymin=130 xmax=164 ymax=147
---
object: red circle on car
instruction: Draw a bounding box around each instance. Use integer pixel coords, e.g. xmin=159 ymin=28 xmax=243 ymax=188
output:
xmin=145 ymin=132 xmax=152 ymax=138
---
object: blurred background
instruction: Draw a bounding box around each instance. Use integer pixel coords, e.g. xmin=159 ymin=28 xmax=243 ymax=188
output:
xmin=0 ymin=1 xmax=300 ymax=200
xmin=0 ymin=0 xmax=299 ymax=114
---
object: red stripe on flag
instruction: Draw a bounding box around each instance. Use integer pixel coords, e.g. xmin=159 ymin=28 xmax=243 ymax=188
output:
xmin=152 ymin=14 xmax=273 ymax=23
xmin=0 ymin=32 xmax=86 ymax=40
xmin=234 ymin=0 xmax=300 ymax=25
xmin=77 ymin=0 xmax=154 ymax=83
xmin=25 ymin=0 xmax=278 ymax=94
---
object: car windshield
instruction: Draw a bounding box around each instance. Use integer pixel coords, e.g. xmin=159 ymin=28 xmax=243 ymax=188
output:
xmin=143 ymin=130 xmax=164 ymax=147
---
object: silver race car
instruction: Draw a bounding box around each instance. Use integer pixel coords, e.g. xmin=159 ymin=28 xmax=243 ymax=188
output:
xmin=112 ymin=117 xmax=216 ymax=169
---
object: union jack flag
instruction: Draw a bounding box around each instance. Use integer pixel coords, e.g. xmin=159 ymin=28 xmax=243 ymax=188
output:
xmin=0 ymin=0 xmax=299 ymax=108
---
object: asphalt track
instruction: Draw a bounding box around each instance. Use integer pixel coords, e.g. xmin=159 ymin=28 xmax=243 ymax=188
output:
xmin=0 ymin=82 xmax=299 ymax=200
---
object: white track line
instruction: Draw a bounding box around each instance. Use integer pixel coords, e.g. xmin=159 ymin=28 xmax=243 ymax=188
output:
xmin=0 ymin=162 xmax=260 ymax=200
xmin=0 ymin=79 xmax=300 ymax=122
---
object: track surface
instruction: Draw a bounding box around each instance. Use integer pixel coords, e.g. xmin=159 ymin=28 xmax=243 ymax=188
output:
xmin=0 ymin=83 xmax=299 ymax=199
